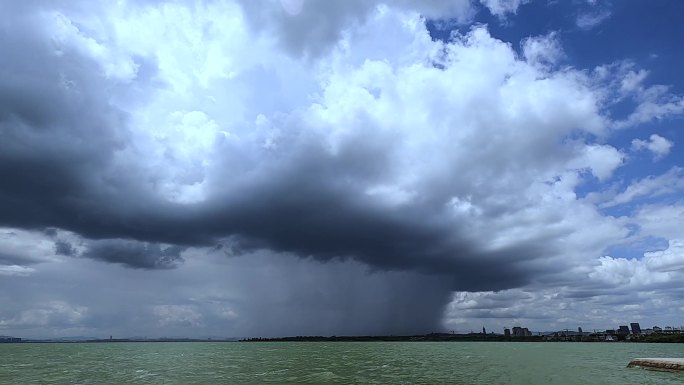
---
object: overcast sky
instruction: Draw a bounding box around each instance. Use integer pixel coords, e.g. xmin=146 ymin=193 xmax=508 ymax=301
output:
xmin=1 ymin=0 xmax=684 ymax=339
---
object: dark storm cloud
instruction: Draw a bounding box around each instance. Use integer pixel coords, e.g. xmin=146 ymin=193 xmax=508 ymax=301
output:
xmin=193 ymin=157 xmax=546 ymax=291
xmin=0 ymin=3 xmax=131 ymax=232
xmin=81 ymin=240 xmax=185 ymax=270
xmin=5 ymin=0 xmax=684 ymax=339
xmin=458 ymin=309 xmax=550 ymax=320
xmin=0 ymin=2 xmax=184 ymax=257
xmin=0 ymin=0 xmax=552 ymax=297
xmin=0 ymin=1 xmax=175 ymax=257
xmin=43 ymin=228 xmax=59 ymax=237
xmin=0 ymin=0 xmax=548 ymax=294
xmin=53 ymin=240 xmax=76 ymax=257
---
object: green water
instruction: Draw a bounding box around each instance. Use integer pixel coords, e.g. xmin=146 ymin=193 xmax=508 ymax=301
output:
xmin=1 ymin=342 xmax=683 ymax=384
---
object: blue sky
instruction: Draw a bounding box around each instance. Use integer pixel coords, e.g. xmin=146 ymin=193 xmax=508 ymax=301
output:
xmin=1 ymin=0 xmax=684 ymax=338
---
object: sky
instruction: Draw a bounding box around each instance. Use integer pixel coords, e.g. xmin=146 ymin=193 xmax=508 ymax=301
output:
xmin=1 ymin=0 xmax=683 ymax=339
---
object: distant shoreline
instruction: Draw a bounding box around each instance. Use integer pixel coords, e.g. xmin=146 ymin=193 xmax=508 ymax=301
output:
xmin=1 ymin=338 xmax=237 ymax=344
xmin=242 ymin=333 xmax=542 ymax=343
xmin=241 ymin=332 xmax=684 ymax=343
xmin=4 ymin=332 xmax=684 ymax=344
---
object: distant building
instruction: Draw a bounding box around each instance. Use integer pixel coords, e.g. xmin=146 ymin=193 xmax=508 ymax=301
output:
xmin=618 ymin=326 xmax=630 ymax=335
xmin=511 ymin=326 xmax=532 ymax=337
xmin=482 ymin=327 xmax=486 ymax=335
xmin=0 ymin=337 xmax=21 ymax=343
xmin=630 ymin=323 xmax=641 ymax=335
xmin=504 ymin=328 xmax=511 ymax=337
xmin=653 ymin=326 xmax=662 ymax=333
xmin=578 ymin=327 xmax=583 ymax=334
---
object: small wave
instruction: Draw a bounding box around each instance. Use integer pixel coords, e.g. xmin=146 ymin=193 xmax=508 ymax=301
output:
xmin=255 ymin=368 xmax=290 ymax=376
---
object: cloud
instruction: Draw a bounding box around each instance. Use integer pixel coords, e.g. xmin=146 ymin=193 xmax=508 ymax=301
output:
xmin=589 ymin=62 xmax=684 ymax=129
xmin=54 ymin=240 xmax=76 ymax=257
xmin=1 ymin=0 xmax=683 ymax=337
xmin=444 ymin=237 xmax=684 ymax=331
xmin=576 ymin=0 xmax=611 ymax=30
xmin=0 ymin=301 xmax=88 ymax=329
xmin=0 ymin=2 xmax=622 ymax=283
xmin=153 ymin=305 xmax=203 ymax=327
xmin=0 ymin=265 xmax=36 ymax=277
xmin=235 ymin=0 xmax=474 ymax=57
xmin=569 ymin=144 xmax=624 ymax=181
xmin=645 ymin=240 xmax=684 ymax=273
xmin=81 ymin=240 xmax=186 ymax=270
xmin=612 ymin=78 xmax=684 ymax=129
xmin=521 ymin=32 xmax=564 ymax=68
xmin=0 ymin=228 xmax=59 ymax=267
xmin=598 ymin=167 xmax=684 ymax=208
xmin=631 ymin=134 xmax=674 ymax=160
xmin=620 ymin=69 xmax=649 ymax=95
xmin=576 ymin=9 xmax=611 ymax=30
xmin=623 ymin=97 xmax=684 ymax=128
xmin=634 ymin=202 xmax=684 ymax=240
xmin=479 ymin=0 xmax=530 ymax=19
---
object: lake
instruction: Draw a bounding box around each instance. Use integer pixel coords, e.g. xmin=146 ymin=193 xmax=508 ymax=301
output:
xmin=1 ymin=342 xmax=683 ymax=384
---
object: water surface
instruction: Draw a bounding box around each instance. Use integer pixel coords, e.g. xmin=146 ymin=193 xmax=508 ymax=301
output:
xmin=2 ymin=341 xmax=683 ymax=384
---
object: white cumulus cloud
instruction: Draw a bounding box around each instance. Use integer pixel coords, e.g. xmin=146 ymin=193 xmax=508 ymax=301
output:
xmin=632 ymin=134 xmax=674 ymax=160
